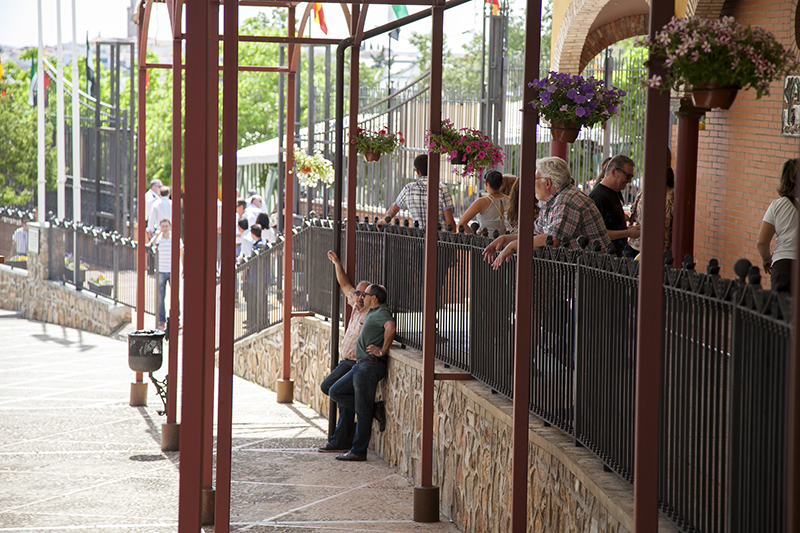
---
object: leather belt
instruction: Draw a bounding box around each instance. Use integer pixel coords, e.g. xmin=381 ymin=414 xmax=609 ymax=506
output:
xmin=356 ymin=356 xmax=386 ymax=364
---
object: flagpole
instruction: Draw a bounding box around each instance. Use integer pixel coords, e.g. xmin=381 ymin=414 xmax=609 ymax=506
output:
xmin=56 ymin=0 xmax=66 ymax=219
xmin=71 ymin=0 xmax=81 ymax=223
xmin=37 ymin=0 xmax=46 ymax=224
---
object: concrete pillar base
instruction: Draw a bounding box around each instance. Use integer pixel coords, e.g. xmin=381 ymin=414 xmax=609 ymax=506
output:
xmin=413 ymin=485 xmax=439 ymax=522
xmin=201 ymin=487 xmax=215 ymax=525
xmin=276 ymin=379 xmax=294 ymax=403
xmin=161 ymin=422 xmax=180 ymax=452
xmin=130 ymin=382 xmax=147 ymax=407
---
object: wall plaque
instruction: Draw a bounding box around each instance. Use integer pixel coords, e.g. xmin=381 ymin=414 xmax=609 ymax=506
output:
xmin=783 ymin=75 xmax=800 ymax=137
xmin=28 ymin=226 xmax=39 ymax=254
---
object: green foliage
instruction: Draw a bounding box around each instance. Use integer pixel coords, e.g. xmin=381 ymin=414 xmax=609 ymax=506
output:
xmin=0 ymin=53 xmax=56 ymax=206
xmin=351 ymin=127 xmax=404 ymax=155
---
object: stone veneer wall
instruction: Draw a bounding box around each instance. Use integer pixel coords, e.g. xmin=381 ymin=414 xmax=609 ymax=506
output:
xmin=233 ymin=315 xmax=678 ymax=533
xmin=0 ymin=223 xmax=130 ymax=336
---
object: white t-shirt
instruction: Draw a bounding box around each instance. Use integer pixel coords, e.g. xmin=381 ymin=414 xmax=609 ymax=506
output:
xmin=763 ymin=196 xmax=798 ymax=263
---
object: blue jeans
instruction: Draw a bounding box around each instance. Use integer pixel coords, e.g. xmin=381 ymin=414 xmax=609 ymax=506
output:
xmin=157 ymin=272 xmax=170 ymax=324
xmin=329 ymin=360 xmax=386 ymax=456
xmin=321 ymin=359 xmax=357 ymax=447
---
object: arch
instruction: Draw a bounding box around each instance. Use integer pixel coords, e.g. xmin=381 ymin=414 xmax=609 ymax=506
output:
xmin=553 ymin=0 xmax=609 ymax=72
xmin=579 ymin=14 xmax=648 ymax=72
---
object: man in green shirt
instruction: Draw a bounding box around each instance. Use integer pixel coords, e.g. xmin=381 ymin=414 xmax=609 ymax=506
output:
xmin=329 ymin=284 xmax=396 ymax=461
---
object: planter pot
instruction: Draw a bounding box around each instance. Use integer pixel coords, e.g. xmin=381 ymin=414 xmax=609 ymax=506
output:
xmin=691 ymin=81 xmax=739 ymax=110
xmin=5 ymin=260 xmax=26 ymax=269
xmin=128 ymin=329 xmax=165 ymax=373
xmin=65 ymin=265 xmax=85 ymax=286
xmin=550 ymin=122 xmax=582 ymax=143
xmin=450 ymin=150 xmax=468 ymax=165
xmin=363 ymin=151 xmax=381 ymax=162
xmin=88 ymin=281 xmax=113 ymax=298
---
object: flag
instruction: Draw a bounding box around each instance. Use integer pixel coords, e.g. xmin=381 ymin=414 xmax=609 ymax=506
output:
xmin=389 ymin=6 xmax=408 ymax=40
xmin=28 ymin=60 xmax=50 ymax=106
xmin=145 ymin=70 xmax=150 ymax=91
xmin=86 ymin=34 xmax=95 ymax=96
xmin=313 ymin=3 xmax=328 ymax=35
xmin=487 ymin=0 xmax=500 ymax=16
xmin=28 ymin=60 xmax=37 ymax=106
xmin=0 ymin=57 xmax=4 ymax=79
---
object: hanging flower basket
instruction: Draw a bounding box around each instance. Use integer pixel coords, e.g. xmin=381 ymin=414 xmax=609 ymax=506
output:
xmin=690 ymin=81 xmax=740 ymax=110
xmin=639 ymin=16 xmax=799 ymax=106
xmin=426 ymin=119 xmax=506 ymax=179
xmin=293 ymin=145 xmax=334 ymax=188
xmin=528 ymin=72 xmax=625 ymax=138
xmin=550 ymin=122 xmax=582 ymax=143
xmin=351 ymin=127 xmax=403 ymax=161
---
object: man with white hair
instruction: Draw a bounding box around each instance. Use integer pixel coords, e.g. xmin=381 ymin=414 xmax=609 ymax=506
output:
xmin=483 ymin=156 xmax=610 ymax=267
xmin=144 ymin=179 xmax=162 ymax=237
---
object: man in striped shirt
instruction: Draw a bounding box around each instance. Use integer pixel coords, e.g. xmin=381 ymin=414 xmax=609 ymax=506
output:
xmin=149 ymin=219 xmax=183 ymax=330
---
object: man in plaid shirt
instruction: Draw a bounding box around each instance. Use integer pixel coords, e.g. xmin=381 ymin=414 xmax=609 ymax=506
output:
xmin=483 ymin=157 xmax=610 ymax=268
xmin=380 ymin=154 xmax=457 ymax=230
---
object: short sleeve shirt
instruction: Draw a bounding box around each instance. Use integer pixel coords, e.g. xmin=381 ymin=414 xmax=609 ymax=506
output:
xmin=339 ymin=288 xmax=369 ymax=360
xmin=764 ymin=196 xmax=798 ymax=263
xmin=394 ymin=177 xmax=455 ymax=229
xmin=589 ymin=183 xmax=627 ymax=252
xmin=355 ymin=304 xmax=395 ymax=360
xmin=535 ymin=185 xmax=611 ymax=252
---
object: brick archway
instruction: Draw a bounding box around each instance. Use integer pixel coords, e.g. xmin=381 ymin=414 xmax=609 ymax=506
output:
xmin=553 ymin=0 xmax=610 ymax=72
xmin=579 ymin=14 xmax=648 ymax=72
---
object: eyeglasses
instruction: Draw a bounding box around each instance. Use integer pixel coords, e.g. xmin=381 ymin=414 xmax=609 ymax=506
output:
xmin=617 ymin=168 xmax=634 ymax=181
xmin=364 ymin=292 xmax=376 ymax=297
xmin=355 ymin=291 xmax=365 ymax=296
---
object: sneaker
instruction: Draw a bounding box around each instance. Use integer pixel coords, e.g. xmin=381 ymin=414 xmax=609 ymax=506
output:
xmin=373 ymin=401 xmax=386 ymax=432
xmin=318 ymin=442 xmax=348 ymax=453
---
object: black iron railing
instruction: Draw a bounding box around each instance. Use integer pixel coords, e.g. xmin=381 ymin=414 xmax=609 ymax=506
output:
xmin=258 ymin=217 xmax=790 ymax=533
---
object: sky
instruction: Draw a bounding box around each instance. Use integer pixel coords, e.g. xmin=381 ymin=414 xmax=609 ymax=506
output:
xmin=0 ymin=0 xmax=495 ymax=55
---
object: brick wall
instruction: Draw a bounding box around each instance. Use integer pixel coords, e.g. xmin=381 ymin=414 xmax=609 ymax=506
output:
xmin=580 ymin=15 xmax=649 ymax=72
xmin=691 ymin=1 xmax=799 ymax=282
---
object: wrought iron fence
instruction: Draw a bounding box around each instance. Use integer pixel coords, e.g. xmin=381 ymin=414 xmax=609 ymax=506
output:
xmin=257 ymin=219 xmax=789 ymax=533
xmin=0 ymin=207 xmax=34 ymax=268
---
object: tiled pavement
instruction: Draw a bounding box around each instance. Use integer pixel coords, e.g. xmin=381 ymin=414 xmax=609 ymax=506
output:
xmin=0 ymin=309 xmax=460 ymax=532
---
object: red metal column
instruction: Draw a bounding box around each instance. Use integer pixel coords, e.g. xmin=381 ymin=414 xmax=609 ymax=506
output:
xmin=510 ymin=0 xmax=540 ymax=529
xmin=549 ymin=139 xmax=567 ymax=161
xmin=132 ymin=1 xmax=147 ymax=402
xmin=345 ymin=4 xmax=363 ymax=308
xmin=414 ymin=1 xmax=444 ymax=523
xmin=161 ymin=33 xmax=183 ymax=452
xmin=788 ymin=148 xmax=800 ymax=532
xmin=633 ymin=0 xmax=673 ymax=529
xmin=179 ymin=0 xmax=216 ymax=529
xmin=278 ymin=7 xmax=297 ymax=403
xmin=672 ymin=97 xmax=703 ymax=263
xmin=215 ymin=0 xmax=238 ymax=529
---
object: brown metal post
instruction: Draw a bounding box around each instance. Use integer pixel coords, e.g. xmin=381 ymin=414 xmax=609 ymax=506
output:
xmin=345 ymin=4 xmax=362 ymax=313
xmin=510 ymin=0 xmax=540 ymax=529
xmin=132 ymin=1 xmax=147 ymax=401
xmin=413 ymin=1 xmax=444 ymax=523
xmin=633 ymin=0 xmax=673 ymax=529
xmin=161 ymin=33 xmax=183 ymax=452
xmin=788 ymin=148 xmax=800 ymax=533
xmin=179 ymin=0 xmax=214 ymax=529
xmin=202 ymin=5 xmax=221 ymax=521
xmin=279 ymin=6 xmax=297 ymax=404
xmin=672 ymin=97 xmax=703 ymax=262
xmin=214 ymin=0 xmax=238 ymax=529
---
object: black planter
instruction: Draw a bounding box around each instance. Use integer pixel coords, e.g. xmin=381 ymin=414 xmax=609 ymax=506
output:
xmin=65 ymin=265 xmax=85 ymax=286
xmin=128 ymin=329 xmax=166 ymax=373
xmin=88 ymin=281 xmax=113 ymax=297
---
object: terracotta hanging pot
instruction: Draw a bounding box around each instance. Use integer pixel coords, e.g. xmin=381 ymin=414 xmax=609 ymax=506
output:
xmin=550 ymin=122 xmax=582 ymax=143
xmin=450 ymin=150 xmax=468 ymax=165
xmin=363 ymin=151 xmax=381 ymax=162
xmin=691 ymin=81 xmax=739 ymax=110
xmin=300 ymin=165 xmax=312 ymax=174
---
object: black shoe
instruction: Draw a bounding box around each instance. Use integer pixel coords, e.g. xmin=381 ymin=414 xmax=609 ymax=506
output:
xmin=373 ymin=401 xmax=386 ymax=432
xmin=335 ymin=451 xmax=367 ymax=462
xmin=318 ymin=442 xmax=348 ymax=453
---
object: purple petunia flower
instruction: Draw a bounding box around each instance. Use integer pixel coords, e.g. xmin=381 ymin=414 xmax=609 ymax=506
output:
xmin=567 ymin=89 xmax=578 ymax=99
xmin=575 ymin=107 xmax=588 ymax=117
xmin=560 ymin=105 xmax=568 ymax=111
xmin=608 ymin=104 xmax=617 ymax=113
xmin=541 ymin=93 xmax=551 ymax=105
xmin=574 ymin=95 xmax=586 ymax=104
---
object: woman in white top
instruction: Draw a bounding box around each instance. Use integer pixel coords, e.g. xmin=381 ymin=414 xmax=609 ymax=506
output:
xmin=458 ymin=170 xmax=508 ymax=236
xmin=756 ymin=158 xmax=798 ymax=291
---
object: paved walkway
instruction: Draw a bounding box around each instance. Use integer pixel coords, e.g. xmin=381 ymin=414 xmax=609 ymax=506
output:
xmin=0 ymin=310 xmax=460 ymax=533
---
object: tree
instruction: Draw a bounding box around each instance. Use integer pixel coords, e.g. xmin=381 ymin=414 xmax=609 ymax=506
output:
xmin=0 ymin=48 xmax=56 ymax=206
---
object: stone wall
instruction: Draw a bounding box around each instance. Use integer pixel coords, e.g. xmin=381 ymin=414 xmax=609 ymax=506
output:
xmin=233 ymin=316 xmax=678 ymax=533
xmin=0 ymin=223 xmax=131 ymax=336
